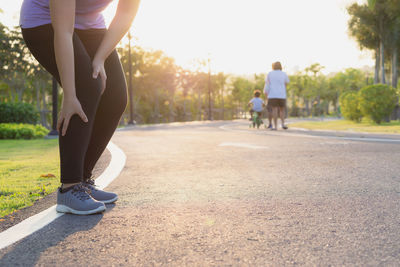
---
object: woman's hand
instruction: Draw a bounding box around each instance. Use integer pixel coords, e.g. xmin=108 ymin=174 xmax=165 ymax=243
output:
xmin=57 ymin=96 xmax=88 ymax=136
xmin=92 ymin=57 xmax=107 ymax=94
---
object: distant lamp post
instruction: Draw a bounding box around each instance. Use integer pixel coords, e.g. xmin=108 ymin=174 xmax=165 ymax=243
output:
xmin=207 ymin=57 xmax=212 ymax=120
xmin=127 ymin=31 xmax=135 ymax=125
xmin=48 ymin=77 xmax=58 ymax=136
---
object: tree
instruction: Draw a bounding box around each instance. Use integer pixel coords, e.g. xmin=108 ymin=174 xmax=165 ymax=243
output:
xmin=348 ymin=0 xmax=400 ymax=87
xmin=348 ymin=3 xmax=381 ymax=83
xmin=359 ymin=84 xmax=397 ymax=123
xmin=386 ymin=0 xmax=400 ymax=88
xmin=231 ymin=77 xmax=254 ymax=118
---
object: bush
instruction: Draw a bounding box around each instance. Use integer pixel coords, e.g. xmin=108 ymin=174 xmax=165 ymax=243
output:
xmin=359 ymin=84 xmax=397 ymax=124
xmin=339 ymin=91 xmax=362 ymax=122
xmin=0 ymin=123 xmax=49 ymax=139
xmin=0 ymin=102 xmax=39 ymax=124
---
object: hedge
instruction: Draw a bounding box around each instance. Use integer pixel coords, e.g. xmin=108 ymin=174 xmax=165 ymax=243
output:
xmin=0 ymin=102 xmax=39 ymax=124
xmin=0 ymin=123 xmax=49 ymax=139
xmin=358 ymin=84 xmax=397 ymax=124
xmin=339 ymin=91 xmax=362 ymax=122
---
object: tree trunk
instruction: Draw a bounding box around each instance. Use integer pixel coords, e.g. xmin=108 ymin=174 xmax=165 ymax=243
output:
xmin=380 ymin=40 xmax=386 ymax=84
xmin=183 ymin=96 xmax=187 ymax=122
xmin=392 ymin=48 xmax=398 ymax=88
xmin=392 ymin=47 xmax=399 ymax=120
xmin=305 ymin=99 xmax=310 ymax=116
xmin=221 ymin=85 xmax=224 ymax=120
xmin=36 ymin=82 xmax=40 ymax=115
xmin=154 ymin=89 xmax=159 ymax=124
xmin=333 ymin=100 xmax=337 ymax=114
xmin=196 ymin=90 xmax=202 ymax=121
xmin=41 ymin=84 xmax=49 ymax=128
xmin=375 ymin=48 xmax=380 ymax=84
xmin=169 ymin=97 xmax=175 ymax=122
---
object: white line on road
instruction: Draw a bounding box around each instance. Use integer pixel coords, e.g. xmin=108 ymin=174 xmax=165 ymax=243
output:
xmin=218 ymin=142 xmax=269 ymax=149
xmin=219 ymin=123 xmax=400 ymax=144
xmin=0 ymin=141 xmax=126 ymax=251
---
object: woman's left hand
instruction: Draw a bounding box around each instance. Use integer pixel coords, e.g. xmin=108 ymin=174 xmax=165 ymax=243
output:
xmin=92 ymin=57 xmax=107 ymax=94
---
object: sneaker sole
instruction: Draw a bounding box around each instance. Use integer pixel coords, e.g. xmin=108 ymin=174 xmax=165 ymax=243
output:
xmin=56 ymin=204 xmax=106 ymax=215
xmin=99 ymin=196 xmax=118 ymax=204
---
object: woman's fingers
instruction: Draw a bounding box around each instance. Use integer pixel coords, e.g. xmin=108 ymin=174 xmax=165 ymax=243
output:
xmin=56 ymin=115 xmax=63 ymax=132
xmin=78 ymin=109 xmax=88 ymax=123
xmin=92 ymin=68 xmax=99 ymax=79
xmin=92 ymin=59 xmax=107 ymax=94
xmin=59 ymin=113 xmax=88 ymax=136
xmin=62 ymin=115 xmax=71 ymax=136
xmin=57 ymin=99 xmax=88 ymax=136
xmin=100 ymin=69 xmax=107 ymax=94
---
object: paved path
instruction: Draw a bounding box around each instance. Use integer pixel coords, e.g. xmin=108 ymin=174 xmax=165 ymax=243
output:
xmin=1 ymin=120 xmax=400 ymax=266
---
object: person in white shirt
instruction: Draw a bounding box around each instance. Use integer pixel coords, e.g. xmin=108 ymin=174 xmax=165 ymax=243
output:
xmin=264 ymin=61 xmax=290 ymax=130
xmin=248 ymin=90 xmax=264 ymax=121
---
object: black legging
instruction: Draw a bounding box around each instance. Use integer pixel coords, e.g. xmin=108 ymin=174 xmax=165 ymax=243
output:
xmin=22 ymin=24 xmax=127 ymax=183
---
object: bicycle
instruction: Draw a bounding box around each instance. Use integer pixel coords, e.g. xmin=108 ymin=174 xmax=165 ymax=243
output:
xmin=249 ymin=111 xmax=263 ymax=129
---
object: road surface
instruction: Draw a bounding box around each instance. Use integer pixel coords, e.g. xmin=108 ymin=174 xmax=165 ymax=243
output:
xmin=1 ymin=120 xmax=400 ymax=266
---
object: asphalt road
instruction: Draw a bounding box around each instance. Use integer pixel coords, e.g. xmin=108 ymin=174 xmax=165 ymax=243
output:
xmin=1 ymin=120 xmax=400 ymax=266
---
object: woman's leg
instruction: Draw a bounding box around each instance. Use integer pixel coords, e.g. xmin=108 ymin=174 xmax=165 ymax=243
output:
xmin=22 ymin=25 xmax=103 ymax=184
xmin=272 ymin=107 xmax=278 ymax=130
xmin=279 ymin=106 xmax=285 ymax=126
xmin=83 ymin=50 xmax=127 ymax=179
xmin=70 ymin=29 xmax=128 ymax=180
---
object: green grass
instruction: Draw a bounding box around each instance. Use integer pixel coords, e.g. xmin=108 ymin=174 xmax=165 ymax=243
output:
xmin=0 ymin=139 xmax=60 ymax=218
xmin=290 ymin=119 xmax=400 ymax=134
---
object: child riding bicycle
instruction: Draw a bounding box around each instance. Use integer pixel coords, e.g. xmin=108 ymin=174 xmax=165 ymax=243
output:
xmin=248 ymin=90 xmax=264 ymax=119
xmin=248 ymin=90 xmax=265 ymax=127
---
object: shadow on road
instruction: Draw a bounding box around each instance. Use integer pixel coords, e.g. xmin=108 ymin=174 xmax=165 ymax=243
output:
xmin=0 ymin=204 xmax=115 ymax=266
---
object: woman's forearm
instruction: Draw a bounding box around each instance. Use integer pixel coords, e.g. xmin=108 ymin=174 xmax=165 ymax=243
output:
xmin=94 ymin=0 xmax=140 ymax=62
xmin=50 ymin=0 xmax=76 ymax=99
xmin=53 ymin=33 xmax=76 ymax=98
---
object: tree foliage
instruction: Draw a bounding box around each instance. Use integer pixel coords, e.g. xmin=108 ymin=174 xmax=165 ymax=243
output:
xmin=0 ymin=21 xmax=395 ymax=127
xmin=359 ymin=84 xmax=397 ymax=123
xmin=339 ymin=91 xmax=362 ymax=122
xmin=347 ymin=0 xmax=400 ymax=86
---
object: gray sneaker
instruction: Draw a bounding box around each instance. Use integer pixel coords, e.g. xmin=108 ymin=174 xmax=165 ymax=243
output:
xmin=83 ymin=179 xmax=118 ymax=204
xmin=56 ymin=184 xmax=106 ymax=215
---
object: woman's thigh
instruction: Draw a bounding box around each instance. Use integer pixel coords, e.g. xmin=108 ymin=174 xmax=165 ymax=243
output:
xmin=22 ymin=25 xmax=102 ymax=97
xmin=22 ymin=25 xmax=102 ymax=114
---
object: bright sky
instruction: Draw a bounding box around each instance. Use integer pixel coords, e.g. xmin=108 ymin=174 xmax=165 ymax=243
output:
xmin=1 ymin=0 xmax=372 ymax=75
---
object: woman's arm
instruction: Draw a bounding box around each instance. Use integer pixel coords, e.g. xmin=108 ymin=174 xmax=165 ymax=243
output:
xmin=92 ymin=0 xmax=141 ymax=93
xmin=263 ymin=75 xmax=270 ymax=101
xmin=50 ymin=0 xmax=76 ymax=99
xmin=50 ymin=0 xmax=88 ymax=136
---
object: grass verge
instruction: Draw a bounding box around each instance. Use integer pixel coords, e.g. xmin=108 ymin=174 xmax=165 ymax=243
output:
xmin=290 ymin=119 xmax=400 ymax=134
xmin=0 ymin=139 xmax=60 ymax=218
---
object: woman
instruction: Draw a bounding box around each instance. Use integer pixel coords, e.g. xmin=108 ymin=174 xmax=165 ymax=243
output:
xmin=20 ymin=0 xmax=140 ymax=215
xmin=264 ymin=61 xmax=290 ymax=130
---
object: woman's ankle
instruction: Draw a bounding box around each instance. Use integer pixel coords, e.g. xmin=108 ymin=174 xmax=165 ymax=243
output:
xmin=61 ymin=182 xmax=80 ymax=190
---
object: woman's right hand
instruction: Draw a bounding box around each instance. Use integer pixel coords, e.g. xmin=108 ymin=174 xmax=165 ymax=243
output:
xmin=57 ymin=96 xmax=88 ymax=136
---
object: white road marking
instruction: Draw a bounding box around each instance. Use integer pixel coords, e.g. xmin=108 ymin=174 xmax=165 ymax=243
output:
xmin=341 ymin=137 xmax=400 ymax=143
xmin=93 ymin=141 xmax=126 ymax=190
xmin=0 ymin=141 xmax=126 ymax=251
xmin=218 ymin=142 xmax=269 ymax=150
xmin=219 ymin=122 xmax=400 ymax=144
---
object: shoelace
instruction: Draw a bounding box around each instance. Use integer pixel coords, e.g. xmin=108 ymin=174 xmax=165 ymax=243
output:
xmin=83 ymin=179 xmax=98 ymax=192
xmin=71 ymin=184 xmax=92 ymax=201
xmin=85 ymin=178 xmax=96 ymax=185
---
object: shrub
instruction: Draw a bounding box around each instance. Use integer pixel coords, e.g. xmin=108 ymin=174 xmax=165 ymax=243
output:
xmin=339 ymin=91 xmax=362 ymax=122
xmin=0 ymin=102 xmax=39 ymax=124
xmin=0 ymin=123 xmax=49 ymax=139
xmin=358 ymin=84 xmax=397 ymax=124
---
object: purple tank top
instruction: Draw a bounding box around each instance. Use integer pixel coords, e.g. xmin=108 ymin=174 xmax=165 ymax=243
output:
xmin=20 ymin=0 xmax=113 ymax=29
